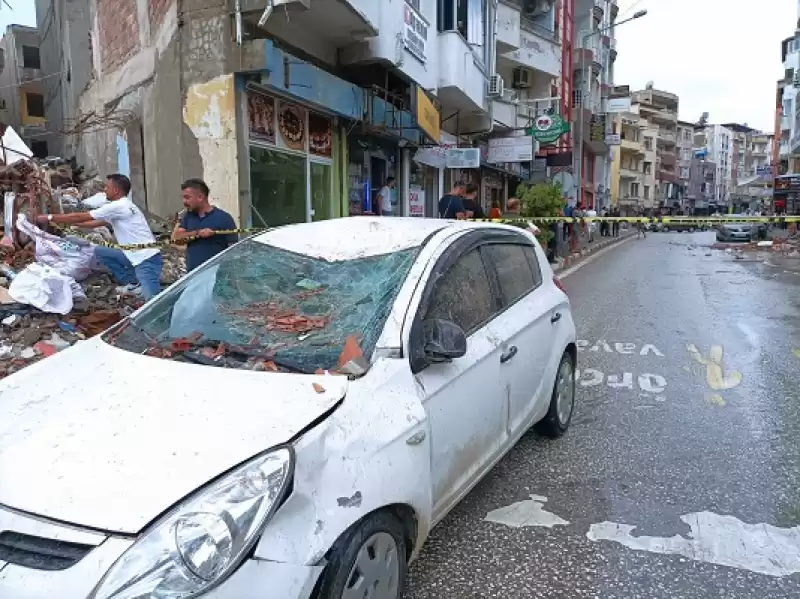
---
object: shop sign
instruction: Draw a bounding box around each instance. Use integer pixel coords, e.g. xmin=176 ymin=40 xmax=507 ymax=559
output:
xmin=415 ymin=87 xmax=440 ymax=142
xmin=589 ymin=115 xmax=606 ymax=143
xmin=247 ymin=92 xmax=276 ymax=144
xmin=409 ymin=185 xmax=425 ymax=217
xmin=526 ymin=113 xmax=570 ymax=145
xmin=308 ymin=111 xmax=333 ymax=157
xmin=487 ymin=136 xmax=534 ymax=163
xmin=446 ymin=148 xmax=480 ymax=168
xmin=606 ymin=97 xmax=632 ymax=113
xmin=605 ymin=134 xmax=621 ymax=145
xmin=414 ymin=146 xmax=446 ymax=168
xmin=404 ymin=1 xmax=428 ymax=63
xmin=277 ymin=100 xmax=307 ymax=151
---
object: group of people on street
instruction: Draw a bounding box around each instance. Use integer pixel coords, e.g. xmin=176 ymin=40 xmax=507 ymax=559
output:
xmin=437 ymin=180 xmax=523 ymax=221
xmin=599 ymin=207 xmax=622 ymax=238
xmin=37 ymin=174 xmax=237 ymax=301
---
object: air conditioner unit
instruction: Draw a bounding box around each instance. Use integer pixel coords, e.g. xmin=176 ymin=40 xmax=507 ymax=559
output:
xmin=488 ymin=74 xmax=504 ymax=97
xmin=512 ymin=68 xmax=531 ymax=89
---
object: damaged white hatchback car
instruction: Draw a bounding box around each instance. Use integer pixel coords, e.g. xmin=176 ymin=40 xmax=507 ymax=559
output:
xmin=0 ymin=217 xmax=577 ymax=599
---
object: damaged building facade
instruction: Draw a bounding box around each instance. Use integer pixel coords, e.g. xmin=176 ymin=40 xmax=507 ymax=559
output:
xmin=35 ymin=0 xmax=574 ymax=223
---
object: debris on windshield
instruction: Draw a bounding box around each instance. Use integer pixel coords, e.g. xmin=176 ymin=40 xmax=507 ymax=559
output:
xmin=338 ymin=334 xmax=364 ymax=367
xmin=296 ymin=278 xmax=323 ymax=291
xmin=312 ymin=382 xmax=326 ymax=393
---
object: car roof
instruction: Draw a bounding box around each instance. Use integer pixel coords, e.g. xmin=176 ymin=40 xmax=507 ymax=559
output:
xmin=252 ymin=217 xmax=528 ymax=260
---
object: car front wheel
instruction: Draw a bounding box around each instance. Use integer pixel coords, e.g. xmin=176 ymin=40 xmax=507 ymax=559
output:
xmin=536 ymin=351 xmax=576 ymax=438
xmin=313 ymin=511 xmax=408 ymax=599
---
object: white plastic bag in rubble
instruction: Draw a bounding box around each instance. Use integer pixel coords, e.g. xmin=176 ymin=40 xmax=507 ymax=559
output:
xmin=1 ymin=192 xmax=14 ymax=248
xmin=16 ymin=214 xmax=95 ymax=281
xmin=8 ymin=263 xmax=74 ymax=314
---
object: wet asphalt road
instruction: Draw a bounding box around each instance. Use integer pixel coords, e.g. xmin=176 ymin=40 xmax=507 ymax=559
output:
xmin=404 ymin=231 xmax=800 ymax=598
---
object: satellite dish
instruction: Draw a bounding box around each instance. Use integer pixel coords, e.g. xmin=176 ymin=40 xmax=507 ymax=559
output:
xmin=553 ymin=171 xmax=575 ymax=194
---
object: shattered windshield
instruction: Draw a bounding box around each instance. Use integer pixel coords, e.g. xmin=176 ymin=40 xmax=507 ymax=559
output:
xmin=105 ymin=240 xmax=419 ymax=373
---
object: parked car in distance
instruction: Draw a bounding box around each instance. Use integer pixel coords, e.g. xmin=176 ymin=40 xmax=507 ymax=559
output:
xmin=717 ymin=221 xmax=755 ymax=242
xmin=0 ymin=217 xmax=577 ymax=599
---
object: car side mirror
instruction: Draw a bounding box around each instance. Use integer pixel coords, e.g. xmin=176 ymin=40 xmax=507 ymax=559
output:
xmin=423 ymin=318 xmax=467 ymax=363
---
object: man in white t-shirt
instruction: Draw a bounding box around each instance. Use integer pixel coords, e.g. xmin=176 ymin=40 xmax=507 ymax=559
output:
xmin=36 ymin=174 xmax=163 ymax=300
xmin=376 ymin=177 xmax=395 ymax=216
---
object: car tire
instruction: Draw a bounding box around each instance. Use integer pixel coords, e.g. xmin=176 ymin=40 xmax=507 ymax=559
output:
xmin=536 ymin=351 xmax=576 ymax=439
xmin=313 ymin=511 xmax=408 ymax=599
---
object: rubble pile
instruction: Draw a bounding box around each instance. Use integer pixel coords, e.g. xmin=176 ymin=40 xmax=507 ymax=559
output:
xmin=0 ymin=128 xmax=187 ymax=379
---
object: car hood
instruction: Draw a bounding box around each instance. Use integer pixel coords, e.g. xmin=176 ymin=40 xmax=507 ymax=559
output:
xmin=0 ymin=338 xmax=347 ymax=534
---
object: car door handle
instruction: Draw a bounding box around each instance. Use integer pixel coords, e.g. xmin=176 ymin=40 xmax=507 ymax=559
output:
xmin=550 ymin=312 xmax=562 ymax=324
xmin=500 ymin=346 xmax=518 ymax=363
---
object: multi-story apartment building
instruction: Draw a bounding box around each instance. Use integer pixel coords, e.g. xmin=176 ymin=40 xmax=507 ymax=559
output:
xmin=630 ymin=85 xmax=679 ymax=209
xmin=749 ymin=133 xmax=774 ymax=176
xmin=571 ymin=0 xmax=618 ymax=209
xmin=0 ymin=25 xmax=51 ymax=158
xmin=37 ymin=0 xmax=571 ymax=220
xmin=34 ymin=0 xmax=583 ymax=219
xmin=778 ymin=14 xmax=800 ymax=174
xmin=694 ymin=124 xmax=734 ymax=207
xmin=687 ymin=153 xmax=716 ymax=214
xmin=676 ymin=120 xmax=694 ymax=208
xmin=610 ymin=110 xmax=644 ymax=215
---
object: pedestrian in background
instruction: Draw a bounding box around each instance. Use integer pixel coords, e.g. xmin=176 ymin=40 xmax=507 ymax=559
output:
xmin=438 ymin=181 xmax=467 ymax=219
xmin=612 ymin=207 xmax=620 ymax=237
xmin=461 ymin=183 xmax=485 ymax=219
xmin=171 ymin=179 xmax=237 ymax=272
xmin=376 ymin=177 xmax=396 ymax=216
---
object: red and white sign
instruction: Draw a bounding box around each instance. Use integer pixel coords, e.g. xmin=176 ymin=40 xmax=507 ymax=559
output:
xmin=409 ymin=186 xmax=425 ymax=217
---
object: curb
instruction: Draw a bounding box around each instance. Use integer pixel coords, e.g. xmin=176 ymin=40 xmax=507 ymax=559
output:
xmin=552 ymin=233 xmax=634 ymax=273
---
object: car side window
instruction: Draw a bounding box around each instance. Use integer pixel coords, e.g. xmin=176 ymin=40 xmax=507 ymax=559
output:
xmin=484 ymin=243 xmax=540 ymax=307
xmin=425 ymin=248 xmax=495 ymax=335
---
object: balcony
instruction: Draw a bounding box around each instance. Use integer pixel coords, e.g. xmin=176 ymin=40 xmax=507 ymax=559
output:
xmin=592 ymin=1 xmax=604 ymax=23
xmin=496 ymin=2 xmax=521 ymax=53
xmin=658 ymin=169 xmax=678 ymax=183
xmin=620 ymin=166 xmax=640 ymax=179
xmin=243 ymin=0 xmax=378 ymax=47
xmin=18 ymin=67 xmax=41 ymax=84
xmin=660 ymin=151 xmax=676 ymax=167
xmin=620 ymin=138 xmax=644 ymax=154
xmin=782 ymin=115 xmax=791 ymax=131
xmin=573 ymin=35 xmax=602 ymax=76
xmin=638 ymin=103 xmax=678 ymax=124
xmin=438 ymin=32 xmax=487 ymax=112
xmin=657 ymin=129 xmax=676 ymax=144
xmin=502 ymin=24 xmax=560 ymax=77
xmin=492 ymin=97 xmax=518 ymax=129
xmin=610 ymin=0 xmax=619 ymax=18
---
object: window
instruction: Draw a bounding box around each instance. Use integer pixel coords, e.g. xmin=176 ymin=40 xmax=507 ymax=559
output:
xmin=643 ymin=162 xmax=652 ymax=174
xmin=485 ymin=243 xmax=540 ymax=306
xmin=31 ymin=140 xmax=48 ymax=158
xmin=630 ymin=182 xmax=640 ymax=197
xmin=21 ymin=45 xmax=40 ymax=70
xmin=681 ymin=167 xmax=690 ymax=178
xmin=426 ymin=248 xmax=494 ymax=335
xmin=644 ymin=137 xmax=653 ymax=150
xmin=643 ymin=185 xmax=650 ymax=199
xmin=25 ymin=93 xmax=45 ymax=118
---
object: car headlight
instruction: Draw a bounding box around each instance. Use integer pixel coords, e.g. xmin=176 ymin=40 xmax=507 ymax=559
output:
xmin=91 ymin=447 xmax=293 ymax=599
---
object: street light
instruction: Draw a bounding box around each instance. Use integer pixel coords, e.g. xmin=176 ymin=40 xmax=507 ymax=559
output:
xmin=575 ymin=8 xmax=647 ymax=210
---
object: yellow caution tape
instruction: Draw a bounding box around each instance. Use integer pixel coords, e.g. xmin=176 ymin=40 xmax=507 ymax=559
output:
xmin=50 ymin=216 xmax=798 ymax=251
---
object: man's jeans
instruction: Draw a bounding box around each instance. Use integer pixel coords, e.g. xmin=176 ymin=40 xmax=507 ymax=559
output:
xmin=94 ymin=246 xmax=164 ymax=300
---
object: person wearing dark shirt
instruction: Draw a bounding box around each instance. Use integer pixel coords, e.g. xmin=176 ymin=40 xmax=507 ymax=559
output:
xmin=172 ymin=179 xmax=238 ymax=271
xmin=461 ymin=183 xmax=485 ymax=218
xmin=438 ymin=180 xmax=466 ymax=219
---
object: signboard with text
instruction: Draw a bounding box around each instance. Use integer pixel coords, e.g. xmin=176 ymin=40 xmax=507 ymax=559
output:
xmin=404 ymin=1 xmax=428 ymax=63
xmin=487 ymin=136 xmax=534 ymax=163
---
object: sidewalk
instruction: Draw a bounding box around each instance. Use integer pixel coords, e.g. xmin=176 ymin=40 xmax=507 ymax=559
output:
xmin=551 ymin=229 xmax=634 ymax=273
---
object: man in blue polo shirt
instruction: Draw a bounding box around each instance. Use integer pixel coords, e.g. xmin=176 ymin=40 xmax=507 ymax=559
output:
xmin=171 ymin=179 xmax=237 ymax=271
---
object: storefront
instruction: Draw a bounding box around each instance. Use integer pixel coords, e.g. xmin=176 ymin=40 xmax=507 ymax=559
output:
xmin=346 ymin=133 xmax=400 ymax=216
xmin=245 ymin=89 xmax=343 ymax=227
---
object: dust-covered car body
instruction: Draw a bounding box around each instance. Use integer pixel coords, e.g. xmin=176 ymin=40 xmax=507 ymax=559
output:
xmin=0 ymin=217 xmax=577 ymax=599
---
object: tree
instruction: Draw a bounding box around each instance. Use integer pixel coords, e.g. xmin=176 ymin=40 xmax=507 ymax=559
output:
xmin=514 ymin=182 xmax=565 ymax=246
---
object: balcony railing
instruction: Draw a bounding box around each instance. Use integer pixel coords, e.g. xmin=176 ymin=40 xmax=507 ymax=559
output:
xmin=620 ymin=167 xmax=640 ymax=179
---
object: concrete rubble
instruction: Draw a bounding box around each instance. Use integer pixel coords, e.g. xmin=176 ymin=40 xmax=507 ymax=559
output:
xmin=0 ymin=131 xmax=186 ymax=379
